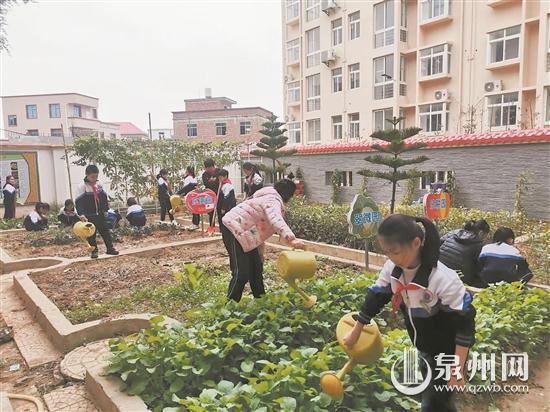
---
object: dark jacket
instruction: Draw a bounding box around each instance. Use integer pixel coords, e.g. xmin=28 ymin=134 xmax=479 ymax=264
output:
xmin=202 ymin=169 xmax=220 ymax=193
xmin=358 ymin=260 xmax=476 ymax=356
xmin=126 ymin=204 xmax=147 ymax=227
xmin=157 ymin=177 xmax=172 ymax=202
xmin=244 ymin=172 xmax=264 ymax=198
xmin=177 ymin=176 xmax=198 ymax=196
xmin=24 ymin=210 xmax=48 ymax=231
xmin=3 ymin=184 xmax=16 ymax=219
xmin=106 ymin=209 xmax=122 ymax=229
xmin=217 ymin=180 xmax=237 ymax=226
xmin=57 ymin=207 xmax=80 ymax=227
xmin=479 ymin=242 xmax=532 ymax=284
xmin=439 ymin=229 xmax=484 ymax=287
xmin=75 ymin=179 xmax=109 ymax=217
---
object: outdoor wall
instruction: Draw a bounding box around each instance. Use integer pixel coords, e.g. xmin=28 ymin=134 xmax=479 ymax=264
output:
xmin=267 ymin=142 xmax=550 ymax=220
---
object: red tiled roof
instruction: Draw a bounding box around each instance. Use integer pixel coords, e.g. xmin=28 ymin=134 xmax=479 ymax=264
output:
xmin=113 ymin=122 xmax=147 ymax=136
xmin=241 ymin=128 xmax=550 ymax=157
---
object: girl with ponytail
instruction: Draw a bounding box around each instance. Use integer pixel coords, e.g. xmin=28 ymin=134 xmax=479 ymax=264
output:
xmin=344 ymin=214 xmax=476 ymax=411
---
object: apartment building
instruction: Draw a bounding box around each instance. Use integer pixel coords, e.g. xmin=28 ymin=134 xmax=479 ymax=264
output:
xmin=282 ymin=0 xmax=550 ymax=145
xmin=2 ymin=93 xmax=120 ymax=139
xmin=172 ymin=90 xmax=273 ymax=143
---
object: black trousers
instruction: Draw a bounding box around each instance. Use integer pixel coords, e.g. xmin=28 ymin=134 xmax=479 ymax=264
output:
xmin=86 ymin=214 xmax=114 ymax=251
xmin=219 ymin=219 xmax=235 ymax=274
xmin=159 ymin=197 xmax=173 ymax=222
xmin=227 ymin=232 xmax=264 ymax=302
xmin=192 ymin=214 xmax=200 ymax=225
xmin=3 ymin=201 xmax=15 ymax=219
xmin=420 ymin=352 xmax=458 ymax=412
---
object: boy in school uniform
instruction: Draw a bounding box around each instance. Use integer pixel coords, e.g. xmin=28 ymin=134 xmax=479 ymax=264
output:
xmin=126 ymin=197 xmax=147 ymax=227
xmin=58 ymin=199 xmax=80 ymax=227
xmin=201 ymin=158 xmax=220 ymax=225
xmin=75 ymin=165 xmax=119 ymax=259
xmin=217 ymin=169 xmax=237 ymax=271
xmin=24 ymin=202 xmax=50 ymax=231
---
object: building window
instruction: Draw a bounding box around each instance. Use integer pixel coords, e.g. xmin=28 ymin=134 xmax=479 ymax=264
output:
xmin=26 ymin=105 xmax=37 ymax=119
xmin=374 ymin=0 xmax=394 ymax=48
xmin=421 ymin=0 xmax=450 ymax=22
xmin=158 ymin=131 xmax=165 ymax=139
xmin=374 ymin=55 xmax=394 ymax=100
xmin=7 ymin=115 xmax=17 ymax=127
xmin=73 ymin=105 xmax=82 ymax=117
xmin=399 ymin=55 xmax=407 ymax=96
xmin=49 ymin=103 xmax=61 ymax=118
xmin=26 ymin=129 xmax=39 ymax=136
xmin=349 ymin=11 xmax=360 ymax=40
xmin=420 ymin=43 xmax=451 ymax=77
xmin=332 ymin=115 xmax=343 ymax=140
xmin=306 ymin=74 xmax=321 ymax=112
xmin=487 ymin=92 xmax=518 ymax=128
xmin=187 ymin=123 xmax=197 ymax=137
xmin=287 ymin=81 xmax=301 ymax=104
xmin=92 ymin=108 xmax=97 ymax=119
xmin=306 ymin=27 xmax=320 ymax=68
xmin=400 ymin=0 xmax=408 ymax=41
xmin=420 ymin=170 xmax=453 ymax=189
xmin=287 ymin=38 xmax=300 ymax=64
xmin=306 ymin=0 xmax=320 ymax=21
xmin=488 ymin=25 xmax=520 ymax=64
xmin=286 ymin=0 xmax=299 ymax=21
xmin=50 ymin=128 xmax=63 ymax=137
xmin=374 ymin=108 xmax=394 ymax=131
xmin=307 ymin=119 xmax=321 ymax=143
xmin=240 ymin=121 xmax=251 ymax=135
xmin=288 ymin=122 xmax=301 ymax=143
xmin=545 ymin=87 xmax=550 ymax=125
xmin=216 ymin=122 xmax=227 ymax=136
xmin=349 ymin=113 xmax=360 ymax=139
xmin=419 ymin=102 xmax=449 ymax=132
xmin=325 ymin=171 xmax=353 ymax=187
xmin=332 ymin=18 xmax=343 ymax=46
xmin=332 ymin=68 xmax=343 ymax=93
xmin=349 ymin=63 xmax=360 ymax=89
xmin=110 ymin=133 xmax=116 ymax=138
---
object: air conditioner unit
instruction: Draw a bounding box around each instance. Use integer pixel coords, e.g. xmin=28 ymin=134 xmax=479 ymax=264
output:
xmin=484 ymin=80 xmax=503 ymax=93
xmin=321 ymin=0 xmax=338 ymax=13
xmin=434 ymin=89 xmax=450 ymax=101
xmin=321 ymin=49 xmax=337 ymax=65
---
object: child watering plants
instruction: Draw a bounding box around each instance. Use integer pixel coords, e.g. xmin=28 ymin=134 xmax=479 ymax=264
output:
xmin=343 ymin=214 xmax=476 ymax=412
xmin=222 ymin=179 xmax=305 ymax=302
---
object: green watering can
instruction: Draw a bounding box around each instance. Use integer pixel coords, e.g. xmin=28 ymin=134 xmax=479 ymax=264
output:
xmin=276 ymin=250 xmax=318 ymax=309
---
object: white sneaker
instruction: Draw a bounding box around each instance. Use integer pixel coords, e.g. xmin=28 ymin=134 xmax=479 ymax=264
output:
xmin=187 ymin=224 xmax=199 ymax=231
xmin=171 ymin=220 xmax=178 ymax=226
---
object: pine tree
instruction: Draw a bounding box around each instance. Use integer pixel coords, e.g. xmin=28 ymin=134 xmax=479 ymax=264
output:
xmin=358 ymin=117 xmax=427 ymax=214
xmin=250 ymin=115 xmax=297 ymax=184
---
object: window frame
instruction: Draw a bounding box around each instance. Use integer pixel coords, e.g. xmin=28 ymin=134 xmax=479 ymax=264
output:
xmin=306 ymin=73 xmax=321 ymax=112
xmin=26 ymin=104 xmax=38 ymax=119
xmin=306 ymin=27 xmax=321 ymax=68
xmin=348 ymin=113 xmax=360 ymax=139
xmin=50 ymin=128 xmax=63 ymax=137
xmin=287 ymin=81 xmax=301 ymax=104
xmin=487 ymin=92 xmax=519 ymax=129
xmin=373 ymin=108 xmax=394 ymax=131
xmin=73 ymin=105 xmax=82 ymax=118
xmin=349 ymin=63 xmax=360 ymax=89
xmin=349 ymin=11 xmax=361 ymax=40
xmin=332 ymin=67 xmax=343 ymax=93
xmin=288 ymin=121 xmax=302 ymax=144
xmin=419 ymin=102 xmax=449 ymax=133
xmin=286 ymin=0 xmax=300 ymax=21
xmin=419 ymin=43 xmax=451 ymax=78
xmin=306 ymin=0 xmax=320 ymax=22
xmin=187 ymin=123 xmax=198 ymax=137
xmin=287 ymin=38 xmax=300 ymax=64
xmin=215 ymin=122 xmax=227 ymax=136
xmin=545 ymin=87 xmax=550 ymax=125
xmin=7 ymin=115 xmax=17 ymax=127
xmin=26 ymin=129 xmax=39 ymax=136
xmin=373 ymin=54 xmax=394 ymax=100
xmin=420 ymin=0 xmax=451 ymax=22
xmin=307 ymin=118 xmax=321 ymax=143
xmin=332 ymin=115 xmax=343 ymax=140
xmin=49 ymin=103 xmax=61 ymax=118
xmin=374 ymin=0 xmax=395 ymax=48
xmin=240 ymin=121 xmax=252 ymax=135
xmin=488 ymin=25 xmax=520 ymax=64
xmin=331 ymin=18 xmax=343 ymax=46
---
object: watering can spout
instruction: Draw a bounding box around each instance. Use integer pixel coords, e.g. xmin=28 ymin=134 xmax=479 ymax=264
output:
xmin=276 ymin=251 xmax=318 ymax=309
xmin=73 ymin=222 xmax=96 ymax=249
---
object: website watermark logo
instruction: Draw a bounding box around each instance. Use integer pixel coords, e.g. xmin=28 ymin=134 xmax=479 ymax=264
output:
xmin=390 ymin=348 xmax=529 ymax=395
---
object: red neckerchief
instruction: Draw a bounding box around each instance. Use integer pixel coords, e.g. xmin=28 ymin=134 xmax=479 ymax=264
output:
xmin=90 ymin=183 xmax=100 ymax=206
xmin=391 ymin=282 xmax=422 ymax=314
xmin=162 ymin=177 xmax=173 ymax=193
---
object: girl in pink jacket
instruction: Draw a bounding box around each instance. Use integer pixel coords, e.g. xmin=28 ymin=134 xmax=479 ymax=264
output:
xmin=222 ymin=179 xmax=304 ymax=302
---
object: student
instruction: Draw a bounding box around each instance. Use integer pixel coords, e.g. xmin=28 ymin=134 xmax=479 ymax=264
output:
xmin=126 ymin=197 xmax=147 ymax=227
xmin=439 ymin=219 xmax=490 ymax=288
xmin=177 ymin=166 xmax=200 ymax=230
xmin=479 ymin=227 xmax=533 ymax=285
xmin=201 ymin=158 xmax=220 ymax=225
xmin=58 ymin=199 xmax=80 ymax=227
xmin=106 ymin=208 xmax=122 ymax=230
xmin=157 ymin=169 xmax=174 ymax=223
xmin=24 ymin=202 xmax=50 ymax=231
xmin=217 ymin=169 xmax=237 ymax=272
xmin=344 ymin=214 xmax=476 ymax=412
xmin=222 ymin=179 xmax=305 ymax=302
xmin=75 ymin=164 xmax=119 ymax=259
xmin=242 ymin=162 xmax=263 ymax=199
xmin=3 ymin=175 xmax=17 ymax=220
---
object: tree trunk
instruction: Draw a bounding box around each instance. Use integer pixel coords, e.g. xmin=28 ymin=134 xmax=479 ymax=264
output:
xmin=390 ymin=155 xmax=398 ymax=214
xmin=272 ymin=158 xmax=276 ymax=184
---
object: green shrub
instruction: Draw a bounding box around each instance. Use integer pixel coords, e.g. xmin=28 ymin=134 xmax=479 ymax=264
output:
xmin=0 ymin=218 xmax=23 ymax=230
xmin=28 ymin=227 xmax=78 ymax=247
xmin=108 ymin=269 xmax=550 ymax=412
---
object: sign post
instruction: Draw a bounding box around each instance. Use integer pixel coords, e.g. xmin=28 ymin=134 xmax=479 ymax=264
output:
xmin=347 ymin=195 xmax=381 ymax=270
xmin=423 ymin=183 xmax=451 ymax=227
xmin=185 ymin=189 xmax=218 ymax=234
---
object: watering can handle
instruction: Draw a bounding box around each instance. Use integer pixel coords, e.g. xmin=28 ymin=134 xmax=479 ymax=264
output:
xmin=342 ymin=317 xmax=376 ymax=335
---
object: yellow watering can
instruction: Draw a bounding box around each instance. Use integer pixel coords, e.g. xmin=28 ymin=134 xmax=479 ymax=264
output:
xmin=276 ymin=250 xmax=317 ymax=309
xmin=169 ymin=195 xmax=183 ymax=215
xmin=73 ymin=221 xmax=96 ymax=250
xmin=320 ymin=312 xmax=384 ymax=399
